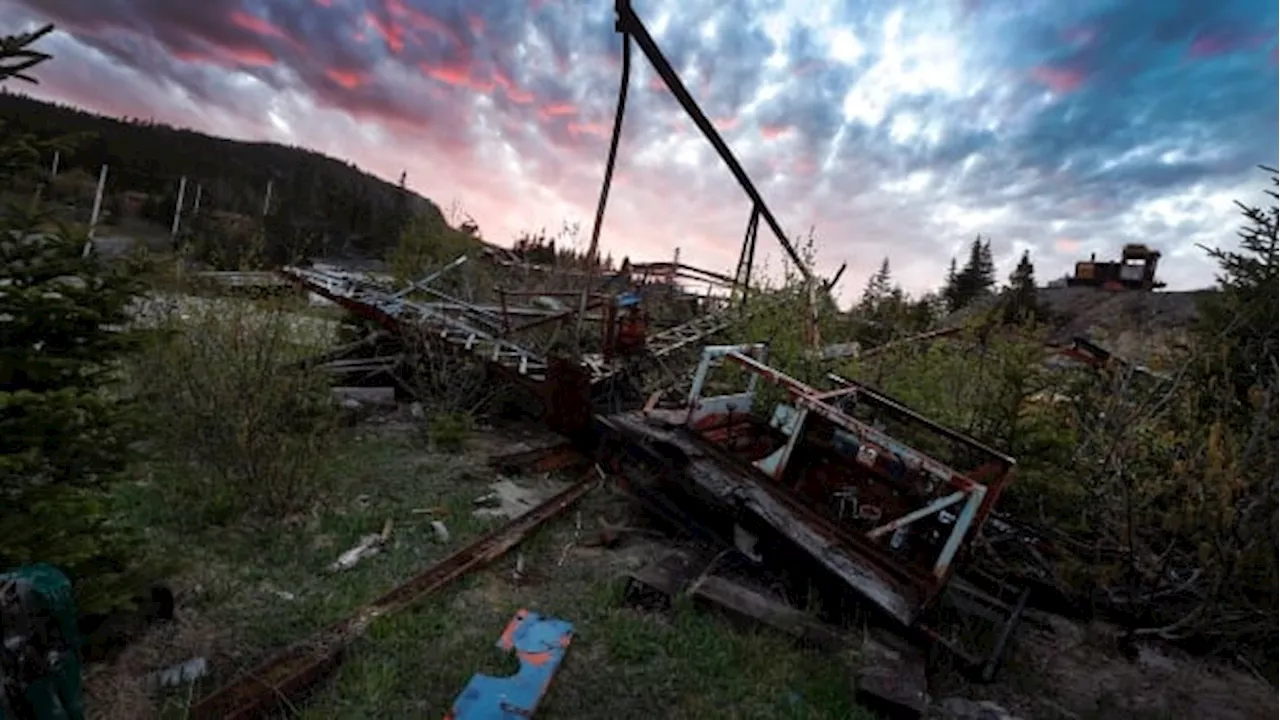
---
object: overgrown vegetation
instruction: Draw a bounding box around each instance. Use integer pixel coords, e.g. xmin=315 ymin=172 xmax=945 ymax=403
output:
xmin=0 ymin=91 xmax=444 ymax=265
xmin=127 ymin=295 xmax=340 ymax=522
xmin=0 ymin=25 xmax=156 ymax=615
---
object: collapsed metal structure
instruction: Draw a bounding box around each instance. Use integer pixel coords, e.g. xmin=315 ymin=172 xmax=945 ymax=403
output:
xmin=198 ymin=2 xmax=1031 ymax=716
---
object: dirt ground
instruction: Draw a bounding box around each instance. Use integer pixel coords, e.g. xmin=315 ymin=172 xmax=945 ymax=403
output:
xmin=85 ymin=411 xmax=1277 ymax=719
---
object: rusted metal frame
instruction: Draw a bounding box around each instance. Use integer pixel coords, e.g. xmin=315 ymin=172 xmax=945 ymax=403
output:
xmin=504 ymin=296 xmax=611 ymax=337
xmin=825 ymin=372 xmax=1015 ymax=467
xmin=629 ymin=262 xmax=739 ymax=288
xmin=721 ymin=350 xmax=985 ymax=495
xmin=498 ymin=287 xmax=511 ymax=335
xmin=488 ymin=443 xmax=587 ymax=474
xmin=497 ymin=290 xmax=611 ymax=299
xmin=732 ymin=205 xmax=760 ymax=310
xmin=285 ymin=267 xmax=551 ymax=380
xmin=683 ymin=345 xmax=993 ymax=580
xmin=190 ymin=474 xmax=597 ymax=720
xmin=391 ymin=254 xmax=469 ymax=300
xmin=614 ymin=0 xmax=811 ymax=284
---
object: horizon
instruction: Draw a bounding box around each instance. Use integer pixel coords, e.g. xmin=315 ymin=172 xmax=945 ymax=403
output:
xmin=5 ymin=0 xmax=1276 ymax=304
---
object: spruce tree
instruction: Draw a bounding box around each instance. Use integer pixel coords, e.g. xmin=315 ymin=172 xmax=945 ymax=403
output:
xmin=0 ymin=25 xmax=153 ymax=614
xmin=859 ymin=257 xmax=892 ymax=311
xmin=1002 ymin=250 xmax=1039 ymax=324
xmin=1194 ymin=167 xmax=1278 ymax=419
xmin=942 ymin=256 xmax=960 ymax=312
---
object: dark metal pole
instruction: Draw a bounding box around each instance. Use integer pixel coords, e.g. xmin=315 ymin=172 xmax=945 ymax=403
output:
xmin=616 ymin=1 xmax=811 ymax=283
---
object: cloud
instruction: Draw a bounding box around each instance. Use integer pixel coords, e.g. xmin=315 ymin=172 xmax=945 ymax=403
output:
xmin=5 ymin=0 xmax=1277 ymax=303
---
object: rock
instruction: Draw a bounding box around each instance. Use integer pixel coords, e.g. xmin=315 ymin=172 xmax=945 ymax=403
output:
xmin=932 ymin=697 xmax=1024 ymax=720
xmin=331 ymin=386 xmax=396 ymax=406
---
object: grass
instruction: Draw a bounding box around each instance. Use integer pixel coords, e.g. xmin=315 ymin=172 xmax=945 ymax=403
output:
xmin=101 ymin=421 xmax=874 ymax=720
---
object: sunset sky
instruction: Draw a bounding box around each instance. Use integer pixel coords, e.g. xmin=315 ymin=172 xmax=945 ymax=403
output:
xmin=5 ymin=0 xmax=1278 ymax=303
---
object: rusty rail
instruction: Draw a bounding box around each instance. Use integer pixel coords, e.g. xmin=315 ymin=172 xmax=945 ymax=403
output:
xmin=189 ymin=474 xmax=598 ymax=720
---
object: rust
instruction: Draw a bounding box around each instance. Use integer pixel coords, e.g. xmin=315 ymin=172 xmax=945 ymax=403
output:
xmin=189 ymin=474 xmax=596 ymax=720
xmin=488 ymin=443 xmax=588 ymax=474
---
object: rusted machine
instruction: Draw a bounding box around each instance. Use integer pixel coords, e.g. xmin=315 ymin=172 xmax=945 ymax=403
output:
xmin=594 ymin=344 xmax=1025 ymax=672
xmin=1068 ymin=244 xmax=1164 ymax=290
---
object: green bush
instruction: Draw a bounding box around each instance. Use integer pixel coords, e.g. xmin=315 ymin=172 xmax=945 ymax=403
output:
xmin=127 ymin=296 xmax=339 ymax=521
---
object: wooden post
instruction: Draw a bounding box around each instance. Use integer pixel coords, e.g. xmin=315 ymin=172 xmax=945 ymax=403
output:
xmin=170 ymin=176 xmax=188 ymax=241
xmin=192 ymin=183 xmax=203 ymax=215
xmin=50 ymin=150 xmax=60 ymax=177
xmin=88 ymin=164 xmax=108 ymax=239
xmin=262 ymin=179 xmax=274 ymax=216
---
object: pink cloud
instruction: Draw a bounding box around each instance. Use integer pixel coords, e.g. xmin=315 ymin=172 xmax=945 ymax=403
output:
xmin=568 ymin=121 xmax=609 ymax=138
xmin=173 ymin=45 xmax=275 ymax=69
xmin=538 ymin=102 xmax=577 ymax=119
xmin=760 ymin=124 xmax=790 ymax=140
xmin=363 ymin=11 xmax=404 ymax=53
xmin=1031 ymin=65 xmax=1086 ymax=94
xmin=420 ymin=60 xmax=493 ymax=92
xmin=1055 ymin=238 xmax=1081 ymax=253
xmin=325 ymin=68 xmax=365 ymax=90
xmin=493 ymin=67 xmax=534 ymax=104
xmin=229 ymin=11 xmax=289 ymax=42
xmin=1188 ymin=29 xmax=1270 ymax=59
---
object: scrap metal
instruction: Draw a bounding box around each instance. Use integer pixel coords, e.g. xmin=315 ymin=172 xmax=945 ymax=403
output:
xmin=445 ymin=610 xmax=574 ymax=720
xmin=595 ymin=343 xmax=1017 ymax=647
xmin=188 ymin=474 xmax=596 ymax=720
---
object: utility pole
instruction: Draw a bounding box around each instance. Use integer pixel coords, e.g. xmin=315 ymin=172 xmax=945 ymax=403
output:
xmin=84 ymin=164 xmax=108 ymax=257
xmin=170 ymin=176 xmax=188 ymax=243
xmin=87 ymin=164 xmax=108 ymax=239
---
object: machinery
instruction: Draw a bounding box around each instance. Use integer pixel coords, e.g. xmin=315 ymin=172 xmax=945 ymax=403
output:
xmin=0 ymin=565 xmax=85 ymax=720
xmin=1067 ymin=244 xmax=1164 ymax=290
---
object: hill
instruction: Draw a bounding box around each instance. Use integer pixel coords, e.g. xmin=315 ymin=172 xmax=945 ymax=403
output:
xmin=941 ymin=286 xmax=1210 ymax=363
xmin=0 ymin=91 xmax=442 ymax=262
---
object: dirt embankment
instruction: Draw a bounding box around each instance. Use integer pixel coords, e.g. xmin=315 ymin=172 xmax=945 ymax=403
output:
xmin=945 ymin=286 xmax=1212 ymax=364
xmin=1036 ymin=287 xmax=1208 ymax=357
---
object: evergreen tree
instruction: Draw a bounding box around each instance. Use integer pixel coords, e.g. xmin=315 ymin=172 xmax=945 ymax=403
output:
xmin=1193 ymin=167 xmax=1278 ymax=420
xmin=942 ymin=256 xmax=960 ymax=312
xmin=0 ymin=25 xmax=155 ymax=614
xmin=953 ymin=235 xmax=997 ymax=310
xmin=1002 ymin=250 xmax=1040 ymax=324
xmin=859 ymin=257 xmax=893 ymax=311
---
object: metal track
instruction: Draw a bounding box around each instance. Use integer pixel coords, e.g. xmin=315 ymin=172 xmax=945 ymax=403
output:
xmin=189 ymin=475 xmax=597 ymax=720
xmin=284 ymin=265 xmax=755 ymax=390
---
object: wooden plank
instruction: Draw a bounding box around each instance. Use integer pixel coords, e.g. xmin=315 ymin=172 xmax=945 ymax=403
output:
xmin=855 ymin=629 xmax=929 ymax=719
xmin=690 ymin=575 xmax=846 ymax=651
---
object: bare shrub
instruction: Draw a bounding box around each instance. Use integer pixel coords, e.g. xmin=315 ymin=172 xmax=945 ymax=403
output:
xmin=400 ymin=325 xmax=496 ymax=453
xmin=128 ymin=295 xmax=338 ymax=519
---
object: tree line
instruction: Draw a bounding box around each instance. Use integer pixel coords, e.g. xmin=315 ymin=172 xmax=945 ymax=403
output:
xmin=852 ymin=234 xmax=1042 ymax=346
xmin=0 ymin=90 xmax=442 ymax=265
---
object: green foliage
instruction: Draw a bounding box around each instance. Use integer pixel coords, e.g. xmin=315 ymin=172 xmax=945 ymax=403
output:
xmin=0 ymin=91 xmax=445 ymax=262
xmin=0 ymin=25 xmax=157 ymax=615
xmin=1001 ymin=250 xmax=1043 ymax=325
xmin=945 ymin=235 xmax=996 ymax=312
xmin=126 ymin=297 xmax=339 ymax=522
xmin=389 ymin=211 xmax=482 ymax=285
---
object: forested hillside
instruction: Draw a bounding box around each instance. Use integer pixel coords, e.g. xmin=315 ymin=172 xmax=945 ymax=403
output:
xmin=0 ymin=90 xmax=442 ymax=261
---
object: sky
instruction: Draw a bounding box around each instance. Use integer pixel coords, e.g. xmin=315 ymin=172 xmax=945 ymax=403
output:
xmin=5 ymin=0 xmax=1278 ymax=303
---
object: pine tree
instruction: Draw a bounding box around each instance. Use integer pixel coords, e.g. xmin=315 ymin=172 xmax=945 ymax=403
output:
xmin=1 ymin=25 xmax=155 ymax=614
xmin=1194 ymin=167 xmax=1278 ymax=419
xmin=859 ymin=257 xmax=893 ymax=311
xmin=954 ymin=235 xmax=997 ymax=310
xmin=1002 ymin=250 xmax=1040 ymax=324
xmin=942 ymin=256 xmax=960 ymax=313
